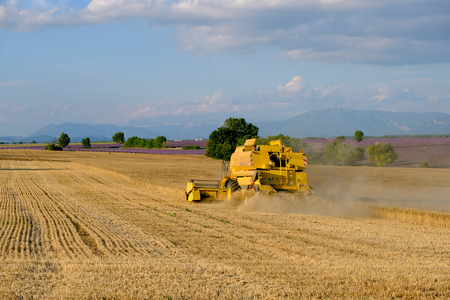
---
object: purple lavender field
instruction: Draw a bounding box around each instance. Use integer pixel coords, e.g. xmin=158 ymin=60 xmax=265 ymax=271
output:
xmin=0 ymin=143 xmax=122 ymax=150
xmin=0 ymin=143 xmax=205 ymax=155
xmin=304 ymin=137 xmax=450 ymax=147
xmin=166 ymin=140 xmax=207 ymax=148
xmin=1 ymin=137 xmax=449 ymax=166
xmin=305 ymin=137 xmax=450 ymax=168
xmin=65 ymin=148 xmax=206 ymax=155
xmin=66 ymin=143 xmax=122 ymax=150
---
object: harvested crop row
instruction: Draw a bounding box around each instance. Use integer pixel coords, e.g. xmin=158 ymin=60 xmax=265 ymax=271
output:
xmin=0 ymin=159 xmax=176 ymax=259
xmin=1 ymin=150 xmax=449 ymax=299
xmin=371 ymin=205 xmax=450 ymax=228
xmin=0 ymin=161 xmax=43 ymax=258
xmin=44 ymin=163 xmax=182 ymax=257
xmin=3 ymin=160 xmax=91 ymax=259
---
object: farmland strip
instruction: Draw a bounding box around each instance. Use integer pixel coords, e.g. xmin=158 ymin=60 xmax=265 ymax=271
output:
xmin=11 ymin=162 xmax=92 ymax=259
xmin=19 ymin=160 xmax=177 ymax=258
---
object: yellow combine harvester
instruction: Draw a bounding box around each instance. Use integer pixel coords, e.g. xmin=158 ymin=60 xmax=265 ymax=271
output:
xmin=185 ymin=138 xmax=313 ymax=202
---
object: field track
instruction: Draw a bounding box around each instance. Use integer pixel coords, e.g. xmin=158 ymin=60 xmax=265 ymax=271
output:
xmin=0 ymin=150 xmax=449 ymax=299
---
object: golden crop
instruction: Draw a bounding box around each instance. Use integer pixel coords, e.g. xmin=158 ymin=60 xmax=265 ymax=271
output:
xmin=0 ymin=150 xmax=449 ymax=299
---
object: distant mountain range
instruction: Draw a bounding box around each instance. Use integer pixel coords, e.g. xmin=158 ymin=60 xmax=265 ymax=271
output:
xmin=257 ymin=107 xmax=450 ymax=137
xmin=1 ymin=108 xmax=449 ymax=143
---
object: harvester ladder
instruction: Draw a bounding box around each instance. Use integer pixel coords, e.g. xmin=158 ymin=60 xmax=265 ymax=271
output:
xmin=278 ymin=153 xmax=289 ymax=185
xmin=221 ymin=160 xmax=230 ymax=178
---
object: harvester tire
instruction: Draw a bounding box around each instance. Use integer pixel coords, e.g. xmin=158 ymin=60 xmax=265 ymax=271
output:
xmin=226 ymin=180 xmax=239 ymax=202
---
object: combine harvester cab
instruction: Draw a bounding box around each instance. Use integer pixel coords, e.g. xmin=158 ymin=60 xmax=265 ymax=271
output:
xmin=185 ymin=138 xmax=314 ymax=202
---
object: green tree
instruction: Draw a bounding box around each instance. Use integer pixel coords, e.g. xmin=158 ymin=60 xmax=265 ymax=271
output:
xmin=58 ymin=132 xmax=70 ymax=148
xmin=354 ymin=130 xmax=364 ymax=142
xmin=146 ymin=138 xmax=154 ymax=149
xmin=323 ymin=141 xmax=340 ymax=164
xmin=82 ymin=137 xmax=91 ymax=149
xmin=183 ymin=145 xmax=201 ymax=150
xmin=367 ymin=142 xmax=398 ymax=167
xmin=112 ymin=132 xmax=125 ymax=143
xmin=123 ymin=136 xmax=139 ymax=148
xmin=323 ymin=141 xmax=364 ymax=166
xmin=206 ymin=117 xmax=258 ymax=161
xmin=337 ymin=144 xmax=365 ymax=166
xmin=336 ymin=135 xmax=346 ymax=143
xmin=420 ymin=162 xmax=430 ymax=168
xmin=137 ymin=138 xmax=147 ymax=148
xmin=123 ymin=136 xmax=166 ymax=149
xmin=154 ymin=136 xmax=167 ymax=149
xmin=45 ymin=138 xmax=62 ymax=151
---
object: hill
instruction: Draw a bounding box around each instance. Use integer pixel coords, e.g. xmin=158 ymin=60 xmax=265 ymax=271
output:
xmin=27 ymin=123 xmax=160 ymax=143
xmin=1 ymin=108 xmax=449 ymax=143
xmin=257 ymin=108 xmax=450 ymax=137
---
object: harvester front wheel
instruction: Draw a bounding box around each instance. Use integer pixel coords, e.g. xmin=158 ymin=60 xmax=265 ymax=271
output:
xmin=226 ymin=180 xmax=239 ymax=202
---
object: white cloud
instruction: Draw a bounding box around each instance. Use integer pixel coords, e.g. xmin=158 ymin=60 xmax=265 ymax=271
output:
xmin=279 ymin=48 xmax=348 ymax=63
xmin=276 ymin=75 xmax=346 ymax=103
xmin=365 ymin=79 xmax=450 ymax=110
xmin=0 ymin=80 xmax=30 ymax=87
xmin=0 ymin=0 xmax=448 ymax=64
xmin=370 ymin=86 xmax=390 ymax=102
xmin=125 ymin=103 xmax=165 ymax=119
xmin=199 ymin=91 xmax=224 ymax=113
xmin=124 ymin=91 xmax=233 ymax=120
xmin=277 ymin=75 xmax=306 ymax=94
xmin=427 ymin=95 xmax=439 ymax=103
xmin=313 ymin=83 xmax=347 ymax=98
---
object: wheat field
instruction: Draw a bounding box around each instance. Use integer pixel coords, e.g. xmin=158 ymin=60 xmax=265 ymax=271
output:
xmin=0 ymin=150 xmax=449 ymax=299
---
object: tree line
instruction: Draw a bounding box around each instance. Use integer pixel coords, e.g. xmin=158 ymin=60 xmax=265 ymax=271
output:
xmin=122 ymin=136 xmax=167 ymax=149
xmin=206 ymin=117 xmax=398 ymax=167
xmin=45 ymin=132 xmax=167 ymax=150
xmin=43 ymin=120 xmax=399 ymax=167
xmin=112 ymin=132 xmax=168 ymax=149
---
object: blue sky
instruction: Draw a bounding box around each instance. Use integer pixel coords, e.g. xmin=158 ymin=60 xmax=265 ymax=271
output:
xmin=1 ymin=0 xmax=449 ymax=136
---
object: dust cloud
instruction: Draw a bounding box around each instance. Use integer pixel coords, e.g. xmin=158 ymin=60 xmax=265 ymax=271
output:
xmin=234 ymin=168 xmax=376 ymax=217
xmin=307 ymin=165 xmax=450 ymax=213
xmin=237 ymin=192 xmax=372 ymax=218
xmin=235 ymin=165 xmax=450 ymax=216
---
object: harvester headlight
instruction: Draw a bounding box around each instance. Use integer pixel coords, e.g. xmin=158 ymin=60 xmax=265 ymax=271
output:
xmin=289 ymin=181 xmax=293 ymax=185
